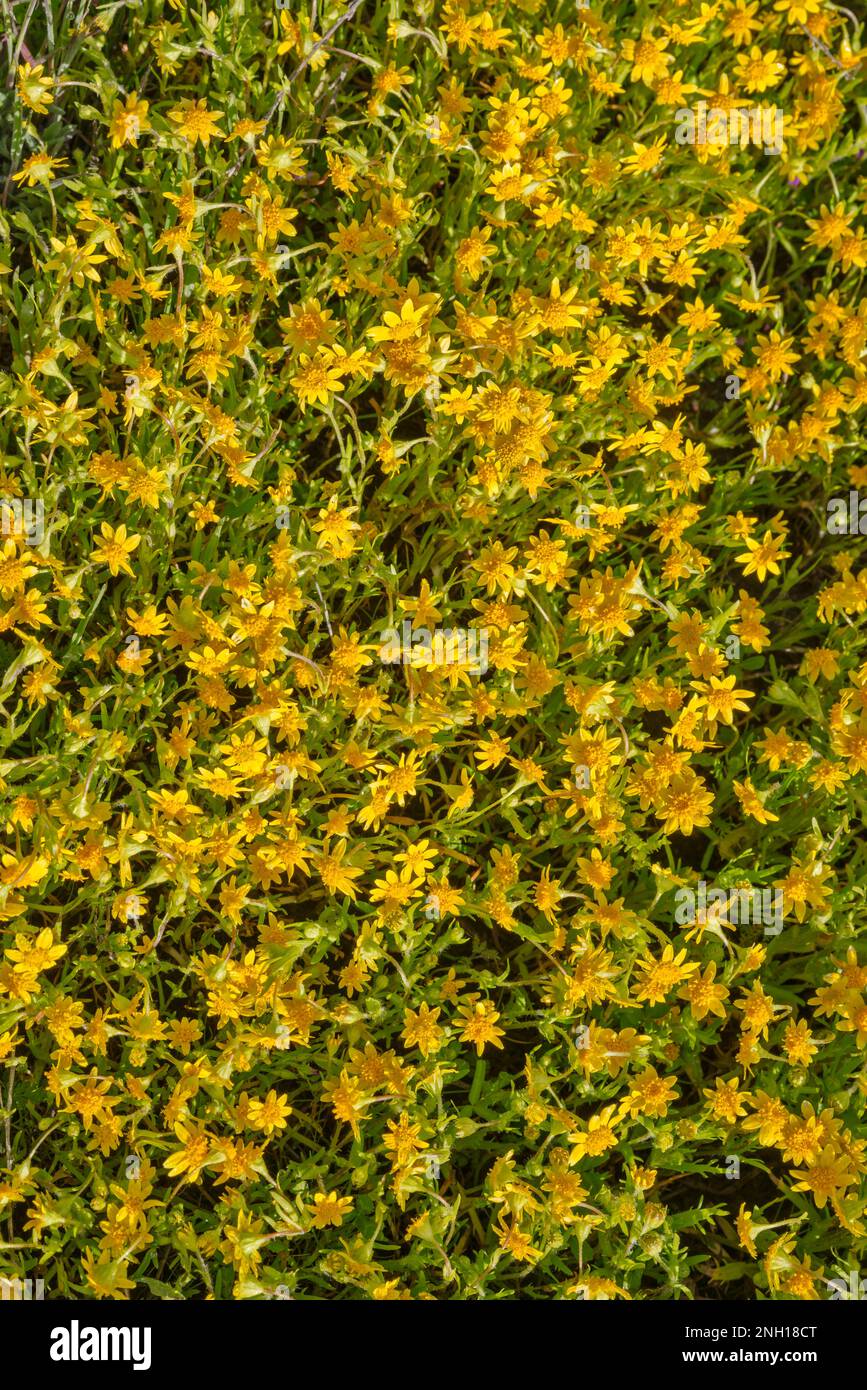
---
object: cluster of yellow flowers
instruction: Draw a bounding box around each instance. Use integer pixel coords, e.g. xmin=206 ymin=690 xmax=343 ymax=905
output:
xmin=1 ymin=0 xmax=866 ymax=1300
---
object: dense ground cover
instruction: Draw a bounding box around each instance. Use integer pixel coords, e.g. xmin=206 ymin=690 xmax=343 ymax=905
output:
xmin=1 ymin=0 xmax=867 ymax=1300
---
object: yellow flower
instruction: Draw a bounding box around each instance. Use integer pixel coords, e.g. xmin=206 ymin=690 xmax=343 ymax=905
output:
xmin=703 ymin=1076 xmax=750 ymax=1122
xmin=290 ymin=351 xmax=348 ymax=410
xmin=310 ymin=1191 xmax=354 ymax=1228
xmin=620 ymin=1067 xmax=679 ymax=1119
xmin=678 ymin=962 xmax=729 ymax=1021
xmin=90 ymin=522 xmax=142 ymax=577
xmin=733 ymin=777 xmax=778 ymax=824
xmin=6 ymin=927 xmax=66 ymax=974
xmin=621 ymin=137 xmax=667 ymax=175
xmin=791 ymin=1147 xmax=856 ymax=1208
xmin=247 ymin=1089 xmax=292 ymax=1135
xmin=13 ymin=152 xmax=67 ymax=187
xmin=621 ymin=30 xmax=671 ymax=85
xmin=655 ymin=769 xmax=714 ymax=835
xmin=108 ymin=93 xmax=151 ymax=148
xmin=457 ymin=999 xmax=505 ymax=1055
xmin=402 ymin=1003 xmax=445 ymax=1057
xmin=81 ymin=1251 xmax=137 ymax=1300
xmin=17 ymin=64 xmax=54 ymax=115
xmin=383 ymin=1112 xmax=427 ymax=1168
xmin=735 ymin=530 xmax=789 ymax=581
xmin=691 ymin=674 xmax=754 ymax=726
xmin=168 ymin=98 xmax=224 ymax=145
xmin=164 ymin=1121 xmax=214 ymax=1182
